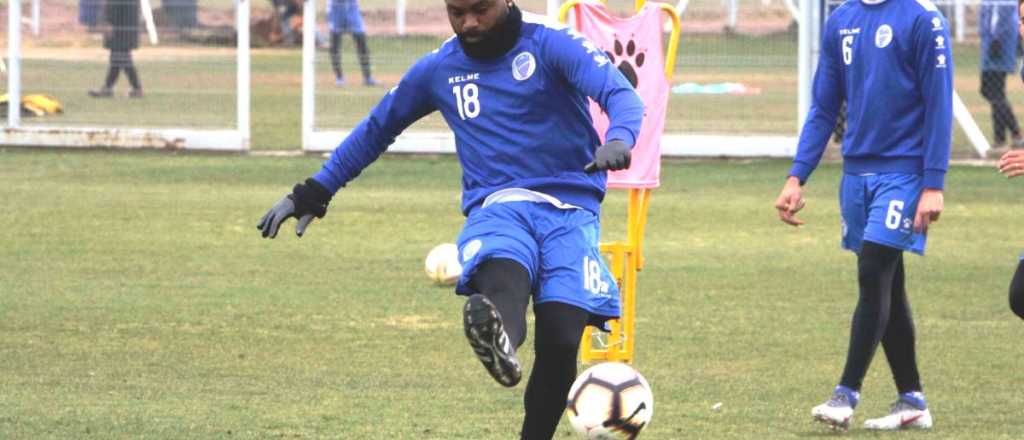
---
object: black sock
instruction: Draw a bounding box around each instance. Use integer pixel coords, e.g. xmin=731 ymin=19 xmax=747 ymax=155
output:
xmin=329 ymin=32 xmax=343 ymax=79
xmin=521 ymin=302 xmax=589 ymax=440
xmin=1010 ymin=260 xmax=1024 ymax=320
xmin=880 ymin=254 xmax=922 ymax=394
xmin=467 ymin=258 xmax=531 ymax=348
xmin=839 ymin=241 xmax=902 ymax=391
xmin=352 ymin=32 xmax=372 ymax=80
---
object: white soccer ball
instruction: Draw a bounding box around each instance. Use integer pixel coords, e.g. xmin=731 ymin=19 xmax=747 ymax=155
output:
xmin=566 ymin=362 xmax=654 ymax=439
xmin=424 ymin=243 xmax=462 ymax=286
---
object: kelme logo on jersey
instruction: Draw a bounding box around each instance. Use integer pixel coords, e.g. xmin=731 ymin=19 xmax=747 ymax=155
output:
xmin=931 ymin=17 xmax=943 ymax=31
xmin=936 ymin=54 xmax=947 ymax=68
xmin=875 ymin=25 xmax=893 ymax=49
xmin=512 ymin=52 xmax=536 ymax=81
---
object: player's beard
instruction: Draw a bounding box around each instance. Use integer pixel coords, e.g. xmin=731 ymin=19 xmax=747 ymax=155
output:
xmin=458 ymin=4 xmax=523 ymax=59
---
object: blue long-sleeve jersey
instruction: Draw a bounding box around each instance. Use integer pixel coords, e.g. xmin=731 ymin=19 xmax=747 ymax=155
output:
xmin=312 ymin=12 xmax=644 ymax=216
xmin=790 ymin=0 xmax=953 ymax=190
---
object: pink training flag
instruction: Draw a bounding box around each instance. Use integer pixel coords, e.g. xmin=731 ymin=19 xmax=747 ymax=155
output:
xmin=575 ymin=1 xmax=670 ymax=189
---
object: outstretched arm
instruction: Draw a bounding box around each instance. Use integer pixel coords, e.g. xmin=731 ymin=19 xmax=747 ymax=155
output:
xmin=258 ymin=55 xmax=437 ymax=239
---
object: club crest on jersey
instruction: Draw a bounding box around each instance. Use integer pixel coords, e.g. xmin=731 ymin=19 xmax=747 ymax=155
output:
xmin=512 ymin=52 xmax=536 ymax=81
xmin=875 ymin=25 xmax=893 ymax=48
xmin=462 ymin=239 xmax=482 ymax=263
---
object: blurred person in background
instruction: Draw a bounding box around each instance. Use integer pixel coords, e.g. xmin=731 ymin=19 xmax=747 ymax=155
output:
xmin=271 ymin=0 xmax=302 ymax=44
xmin=327 ymin=0 xmax=379 ymax=86
xmin=89 ymin=0 xmax=144 ymax=98
xmin=981 ymin=0 xmax=1023 ymax=156
xmin=80 ymin=0 xmax=101 ymax=31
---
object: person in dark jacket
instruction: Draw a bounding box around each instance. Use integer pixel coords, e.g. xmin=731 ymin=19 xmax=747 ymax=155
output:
xmin=89 ymin=0 xmax=144 ymax=98
xmin=981 ymin=0 xmax=1022 ymax=153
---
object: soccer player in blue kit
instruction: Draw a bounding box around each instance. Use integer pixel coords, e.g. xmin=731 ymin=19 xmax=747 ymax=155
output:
xmin=257 ymin=0 xmax=644 ymax=438
xmin=774 ymin=0 xmax=952 ymax=432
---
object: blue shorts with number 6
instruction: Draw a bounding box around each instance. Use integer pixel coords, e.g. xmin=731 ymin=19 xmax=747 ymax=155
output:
xmin=454 ymin=201 xmax=620 ymax=321
xmin=840 ymin=173 xmax=927 ymax=255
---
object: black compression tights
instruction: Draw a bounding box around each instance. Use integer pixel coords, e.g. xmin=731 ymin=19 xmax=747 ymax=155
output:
xmin=467 ymin=258 xmax=591 ymax=440
xmin=328 ymin=32 xmax=372 ymax=80
xmin=104 ymin=50 xmax=141 ymax=89
xmin=839 ymin=241 xmax=922 ymax=394
xmin=1009 ymin=260 xmax=1024 ymax=320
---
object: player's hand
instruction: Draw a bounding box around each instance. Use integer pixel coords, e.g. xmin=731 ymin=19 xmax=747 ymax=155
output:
xmin=913 ymin=189 xmax=943 ymax=234
xmin=584 ymin=140 xmax=632 ymax=173
xmin=998 ymin=149 xmax=1024 ymax=178
xmin=774 ymin=176 xmax=806 ymax=227
xmin=257 ymin=178 xmax=332 ymax=239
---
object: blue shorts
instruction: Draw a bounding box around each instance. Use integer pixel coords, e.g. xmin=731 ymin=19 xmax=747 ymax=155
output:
xmin=455 ymin=201 xmax=621 ymax=320
xmin=840 ymin=173 xmax=927 ymax=255
xmin=327 ymin=0 xmax=365 ymax=34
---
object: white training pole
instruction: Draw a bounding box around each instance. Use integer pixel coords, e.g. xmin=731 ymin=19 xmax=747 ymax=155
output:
xmin=797 ymin=0 xmax=812 ymax=131
xmin=396 ymin=0 xmax=407 ymax=36
xmin=237 ymin=0 xmax=251 ymax=148
xmin=31 ymin=0 xmax=40 ymax=36
xmin=547 ymin=0 xmax=559 ymax=18
xmin=140 ymin=0 xmax=159 ymax=45
xmin=953 ymin=91 xmax=992 ymax=157
xmin=727 ymin=0 xmax=738 ymax=30
xmin=302 ymin=0 xmax=316 ymax=150
xmin=784 ymin=0 xmax=800 ymax=24
xmin=8 ymin=0 xmax=22 ymax=128
xmin=954 ymin=0 xmax=965 ymax=43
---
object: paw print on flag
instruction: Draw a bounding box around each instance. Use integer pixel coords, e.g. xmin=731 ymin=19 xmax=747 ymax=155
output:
xmin=606 ymin=37 xmax=646 ymax=88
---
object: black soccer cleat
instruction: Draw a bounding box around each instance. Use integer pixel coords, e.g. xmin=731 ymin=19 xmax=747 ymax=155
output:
xmin=463 ymin=294 xmax=522 ymax=387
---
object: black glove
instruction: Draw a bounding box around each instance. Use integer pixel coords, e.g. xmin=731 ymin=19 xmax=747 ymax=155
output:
xmin=989 ymin=40 xmax=1004 ymax=60
xmin=584 ymin=140 xmax=632 ymax=173
xmin=257 ymin=178 xmax=333 ymax=238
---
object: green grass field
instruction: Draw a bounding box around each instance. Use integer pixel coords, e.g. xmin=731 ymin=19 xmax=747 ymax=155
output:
xmin=2 ymin=148 xmax=1023 ymax=438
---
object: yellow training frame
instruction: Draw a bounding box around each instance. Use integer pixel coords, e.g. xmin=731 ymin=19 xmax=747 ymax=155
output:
xmin=558 ymin=0 xmax=681 ymax=364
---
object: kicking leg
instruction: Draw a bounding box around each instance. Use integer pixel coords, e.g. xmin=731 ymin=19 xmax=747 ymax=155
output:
xmin=464 ymin=258 xmax=530 ymax=387
xmin=520 ymin=301 xmax=589 ymax=440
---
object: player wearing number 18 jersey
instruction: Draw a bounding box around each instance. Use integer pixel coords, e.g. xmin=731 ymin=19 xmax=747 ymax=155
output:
xmin=773 ymin=0 xmax=952 ymax=431
xmin=257 ymin=1 xmax=644 ymax=438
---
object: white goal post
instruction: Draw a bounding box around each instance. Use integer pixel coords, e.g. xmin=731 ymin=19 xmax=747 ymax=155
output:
xmin=2 ymin=0 xmax=251 ymax=152
xmin=302 ymin=0 xmax=800 ymax=157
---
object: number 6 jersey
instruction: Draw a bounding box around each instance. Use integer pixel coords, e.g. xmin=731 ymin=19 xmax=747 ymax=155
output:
xmin=791 ymin=0 xmax=954 ymax=191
